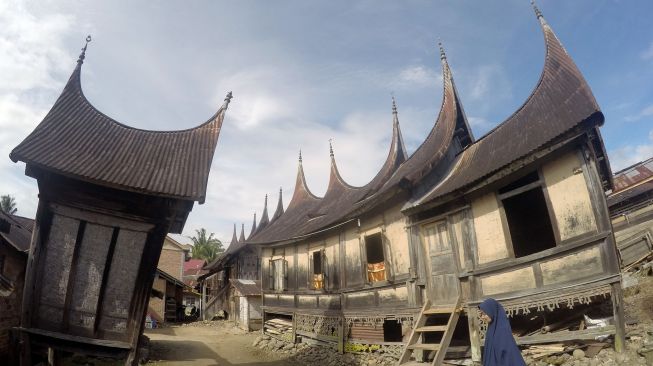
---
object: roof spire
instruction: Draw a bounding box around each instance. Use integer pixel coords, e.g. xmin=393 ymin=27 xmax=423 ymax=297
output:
xmin=77 ymin=35 xmax=92 ymax=64
xmin=531 ymin=0 xmax=543 ymax=19
xmin=438 ymin=39 xmax=447 ymax=60
xmin=329 ymin=139 xmax=334 ymax=158
xmin=223 ymin=91 xmax=233 ymax=109
xmin=392 ymin=95 xmax=398 ymax=115
xmin=299 ymin=149 xmax=303 ymax=163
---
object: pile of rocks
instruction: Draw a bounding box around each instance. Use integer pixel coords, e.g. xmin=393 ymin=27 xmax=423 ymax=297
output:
xmin=252 ymin=334 xmax=401 ymax=366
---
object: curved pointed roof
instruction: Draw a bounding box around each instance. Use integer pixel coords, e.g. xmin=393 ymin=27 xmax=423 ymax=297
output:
xmin=248 ymin=212 xmax=257 ymax=239
xmin=255 ymin=195 xmax=270 ymax=233
xmin=9 ymin=39 xmax=230 ymax=203
xmin=249 ymin=97 xmax=413 ymax=244
xmin=239 ymin=223 xmax=246 ymax=243
xmin=413 ymin=3 xmax=603 ymax=208
xmin=229 ymin=224 xmax=238 ymax=246
xmin=271 ymin=188 xmax=284 ymax=222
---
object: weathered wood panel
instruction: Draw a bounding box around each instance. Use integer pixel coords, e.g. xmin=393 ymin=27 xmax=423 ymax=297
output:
xmin=378 ymin=286 xmax=408 ymax=306
xmin=540 ymin=247 xmax=603 ymax=286
xmin=68 ymin=223 xmax=113 ymax=335
xmin=318 ymin=294 xmax=341 ymax=309
xmin=344 ymin=228 xmax=364 ymax=288
xmin=297 ymin=295 xmax=318 ymax=308
xmin=481 ymin=267 xmax=535 ymax=296
xmin=37 ymin=214 xmax=79 ymax=331
xmin=451 ymin=212 xmax=466 ymax=271
xmin=286 ymin=247 xmax=297 ymax=290
xmin=471 ymin=193 xmax=509 ymax=264
xmin=296 ymin=245 xmax=308 ymax=290
xmin=325 ymin=235 xmax=339 ymax=291
xmin=542 ymin=152 xmax=597 ymax=241
xmin=385 ymin=207 xmax=410 ymax=276
xmin=98 ymin=229 xmax=146 ymax=339
xmin=345 ymin=291 xmax=376 ymax=308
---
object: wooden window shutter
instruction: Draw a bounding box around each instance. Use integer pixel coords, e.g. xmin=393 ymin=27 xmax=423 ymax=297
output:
xmin=268 ymin=259 xmax=274 ymax=290
xmin=321 ymin=248 xmax=327 ymax=289
xmin=308 ymin=252 xmax=314 ymax=289
xmin=282 ymin=259 xmax=288 ymax=290
xmin=382 ymin=234 xmax=394 ymax=282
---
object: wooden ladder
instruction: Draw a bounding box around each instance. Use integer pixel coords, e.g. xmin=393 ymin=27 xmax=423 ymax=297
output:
xmin=397 ymin=296 xmax=462 ymax=366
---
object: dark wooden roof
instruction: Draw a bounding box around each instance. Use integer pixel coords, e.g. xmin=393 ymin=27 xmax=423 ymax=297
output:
xmin=247 ymin=98 xmax=412 ymax=244
xmin=0 ymin=212 xmax=34 ymax=253
xmin=10 ymin=50 xmax=230 ymax=203
xmin=411 ymin=9 xmax=603 ymax=209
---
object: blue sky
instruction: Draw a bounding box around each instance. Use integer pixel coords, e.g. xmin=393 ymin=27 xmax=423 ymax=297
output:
xmin=1 ymin=0 xmax=652 ymax=245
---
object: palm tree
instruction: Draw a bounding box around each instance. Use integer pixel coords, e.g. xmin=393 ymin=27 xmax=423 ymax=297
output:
xmin=190 ymin=228 xmax=224 ymax=262
xmin=1 ymin=195 xmax=17 ymax=215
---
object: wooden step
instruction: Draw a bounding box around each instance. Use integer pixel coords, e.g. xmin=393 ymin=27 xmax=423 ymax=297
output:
xmin=407 ymin=343 xmax=441 ymax=351
xmin=423 ymin=307 xmax=455 ymax=315
xmin=415 ymin=325 xmax=447 ymax=332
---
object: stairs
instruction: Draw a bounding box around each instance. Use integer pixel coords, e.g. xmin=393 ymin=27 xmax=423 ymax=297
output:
xmin=397 ymin=297 xmax=462 ymax=366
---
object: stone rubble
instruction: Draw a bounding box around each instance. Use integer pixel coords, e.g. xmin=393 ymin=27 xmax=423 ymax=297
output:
xmin=251 ymin=326 xmax=653 ymax=366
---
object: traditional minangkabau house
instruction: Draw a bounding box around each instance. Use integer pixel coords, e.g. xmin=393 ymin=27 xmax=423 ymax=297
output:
xmin=8 ymin=37 xmax=230 ymax=365
xmin=200 ymin=198 xmax=277 ymax=329
xmin=217 ymin=4 xmax=623 ymax=365
xmin=0 ymin=213 xmax=33 ymax=360
xmin=607 ymin=157 xmax=653 ymax=269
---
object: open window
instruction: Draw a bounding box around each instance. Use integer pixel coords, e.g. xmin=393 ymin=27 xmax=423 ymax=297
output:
xmin=498 ymin=171 xmax=556 ymax=258
xmin=309 ymin=249 xmax=326 ymax=290
xmin=365 ymin=233 xmax=387 ymax=282
xmin=268 ymin=258 xmax=287 ymax=291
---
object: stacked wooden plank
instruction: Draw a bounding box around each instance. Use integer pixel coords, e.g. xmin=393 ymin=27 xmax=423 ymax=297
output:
xmin=265 ymin=318 xmax=293 ymax=338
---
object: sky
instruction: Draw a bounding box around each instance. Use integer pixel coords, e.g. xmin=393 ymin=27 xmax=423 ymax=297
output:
xmin=1 ymin=0 xmax=652 ymax=246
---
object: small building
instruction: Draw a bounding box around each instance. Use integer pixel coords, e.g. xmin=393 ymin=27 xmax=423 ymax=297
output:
xmin=148 ymin=269 xmax=189 ymax=324
xmin=201 ymin=222 xmax=261 ymax=326
xmin=183 ymin=258 xmax=206 ymax=307
xmin=607 ymin=157 xmax=653 ymax=268
xmin=0 ymin=212 xmax=33 ymax=359
xmin=9 ymin=38 xmax=229 ymax=365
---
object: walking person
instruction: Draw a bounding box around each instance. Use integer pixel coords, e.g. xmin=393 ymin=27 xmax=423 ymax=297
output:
xmin=478 ymin=298 xmax=527 ymax=366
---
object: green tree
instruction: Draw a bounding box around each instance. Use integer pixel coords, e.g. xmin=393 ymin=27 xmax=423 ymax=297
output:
xmin=190 ymin=228 xmax=223 ymax=262
xmin=1 ymin=195 xmax=17 ymax=215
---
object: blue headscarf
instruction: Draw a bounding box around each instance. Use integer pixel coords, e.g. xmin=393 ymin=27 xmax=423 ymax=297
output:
xmin=479 ymin=298 xmax=526 ymax=366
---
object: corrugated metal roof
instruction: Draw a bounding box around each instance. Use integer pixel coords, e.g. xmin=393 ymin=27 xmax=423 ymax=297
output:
xmin=10 ymin=54 xmax=230 ymax=203
xmin=412 ymin=11 xmax=603 ymax=207
xmin=230 ymin=279 xmax=261 ymax=296
xmin=611 ymin=157 xmax=653 ymax=194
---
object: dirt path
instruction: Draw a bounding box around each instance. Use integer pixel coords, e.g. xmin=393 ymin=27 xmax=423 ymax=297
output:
xmin=145 ymin=322 xmax=296 ymax=366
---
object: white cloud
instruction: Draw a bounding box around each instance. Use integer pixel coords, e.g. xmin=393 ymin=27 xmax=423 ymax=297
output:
xmin=395 ymin=65 xmax=441 ymax=88
xmin=624 ymin=104 xmax=653 ymax=122
xmin=0 ymin=0 xmax=74 ymax=219
xmin=609 ymin=130 xmax=653 ymax=172
xmin=467 ymin=116 xmax=495 ymax=136
xmin=641 ymin=42 xmax=653 ymax=61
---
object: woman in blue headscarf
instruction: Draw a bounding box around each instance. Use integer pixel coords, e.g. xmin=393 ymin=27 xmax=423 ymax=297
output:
xmin=478 ymin=298 xmax=526 ymax=366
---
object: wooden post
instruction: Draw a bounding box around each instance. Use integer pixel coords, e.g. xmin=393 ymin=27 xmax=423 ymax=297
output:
xmin=611 ymin=282 xmax=626 ymax=353
xmin=467 ymin=308 xmax=482 ymax=365
xmin=291 ymin=312 xmax=297 ymax=344
xmin=337 ymin=315 xmax=345 ymax=354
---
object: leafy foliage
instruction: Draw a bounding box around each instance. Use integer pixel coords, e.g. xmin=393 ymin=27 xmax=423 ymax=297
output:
xmin=1 ymin=195 xmax=17 ymax=215
xmin=190 ymin=228 xmax=224 ymax=262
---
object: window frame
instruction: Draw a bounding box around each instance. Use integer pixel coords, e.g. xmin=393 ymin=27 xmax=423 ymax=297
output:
xmin=362 ymin=231 xmax=391 ymax=284
xmin=497 ymin=169 xmax=561 ymax=259
xmin=308 ymin=248 xmax=327 ymax=291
